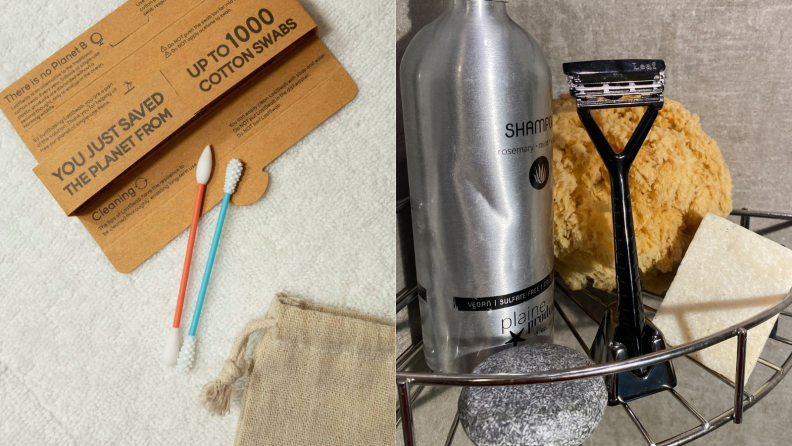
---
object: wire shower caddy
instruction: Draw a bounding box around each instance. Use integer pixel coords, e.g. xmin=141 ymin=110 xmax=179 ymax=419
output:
xmin=395 ymin=207 xmax=792 ymax=446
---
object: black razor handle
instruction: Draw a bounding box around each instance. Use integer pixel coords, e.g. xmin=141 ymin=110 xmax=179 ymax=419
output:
xmin=577 ymin=105 xmax=660 ymax=359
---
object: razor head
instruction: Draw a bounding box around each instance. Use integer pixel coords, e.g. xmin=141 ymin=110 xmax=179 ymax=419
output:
xmin=563 ymin=59 xmax=665 ymax=109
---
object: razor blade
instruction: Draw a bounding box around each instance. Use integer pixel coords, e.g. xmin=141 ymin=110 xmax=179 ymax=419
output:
xmin=563 ymin=59 xmax=665 ymax=109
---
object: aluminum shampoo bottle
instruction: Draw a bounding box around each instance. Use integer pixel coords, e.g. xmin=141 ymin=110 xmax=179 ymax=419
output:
xmin=400 ymin=0 xmax=554 ymax=373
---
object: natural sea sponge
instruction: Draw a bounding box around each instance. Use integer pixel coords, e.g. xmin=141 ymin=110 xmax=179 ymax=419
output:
xmin=552 ymin=94 xmax=733 ymax=293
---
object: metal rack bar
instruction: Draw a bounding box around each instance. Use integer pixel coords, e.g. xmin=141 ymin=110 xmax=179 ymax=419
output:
xmin=683 ymin=355 xmax=753 ymax=402
xmin=444 ymin=412 xmax=460 ymax=446
xmin=397 ymin=340 xmax=423 ymax=369
xmin=660 ymin=346 xmax=792 ymax=446
xmin=751 ymin=363 xmax=786 ymax=398
xmin=771 ymin=334 xmax=792 ymax=347
xmin=757 ymin=357 xmax=782 ymax=372
xmin=396 ymin=339 xmax=425 ymax=428
xmin=581 ymin=288 xmax=610 ymax=307
xmin=668 ymin=388 xmax=710 ymax=429
xmin=623 ymin=401 xmax=656 ymax=445
xmin=397 ymin=286 xmax=418 ymax=313
xmin=556 ymin=280 xmax=601 ymax=323
xmin=734 ymin=328 xmax=748 ymax=424
xmin=398 ymin=289 xmax=792 ymax=386
xmin=398 ymin=382 xmax=416 ymax=446
xmin=624 ymin=387 xmax=715 ymax=445
xmin=396 ymin=384 xmax=425 ymax=427
xmin=730 ymin=209 xmax=792 ymax=220
xmin=396 ymin=208 xmax=792 ymax=445
xmin=566 ymin=279 xmax=658 ymax=317
xmin=572 ymin=278 xmax=753 ymax=400
xmin=643 ymin=289 xmax=665 ymax=300
xmin=572 ymin=287 xmax=752 ymax=406
xmin=396 ymin=296 xmax=792 ymax=446
xmin=752 ymin=380 xmax=772 ymax=399
xmin=554 ymin=300 xmax=590 ymax=355
xmin=739 ymin=208 xmax=752 ymax=229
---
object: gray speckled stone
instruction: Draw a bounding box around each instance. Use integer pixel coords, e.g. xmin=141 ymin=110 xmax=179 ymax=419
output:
xmin=459 ymin=344 xmax=607 ymax=446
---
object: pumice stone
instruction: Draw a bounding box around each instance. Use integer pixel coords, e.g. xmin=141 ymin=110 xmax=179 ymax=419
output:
xmin=459 ymin=344 xmax=607 ymax=446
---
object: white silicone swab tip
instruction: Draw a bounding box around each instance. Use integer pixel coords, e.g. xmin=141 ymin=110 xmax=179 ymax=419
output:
xmin=163 ymin=327 xmax=182 ymax=367
xmin=177 ymin=334 xmax=197 ymax=372
xmin=223 ymin=159 xmax=244 ymax=195
xmin=196 ymin=145 xmax=213 ymax=185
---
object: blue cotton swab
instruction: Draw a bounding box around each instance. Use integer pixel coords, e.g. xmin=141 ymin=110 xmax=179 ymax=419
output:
xmin=177 ymin=159 xmax=244 ymax=372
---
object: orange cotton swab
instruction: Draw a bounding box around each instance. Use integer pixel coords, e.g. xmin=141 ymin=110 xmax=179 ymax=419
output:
xmin=163 ymin=145 xmax=213 ymax=366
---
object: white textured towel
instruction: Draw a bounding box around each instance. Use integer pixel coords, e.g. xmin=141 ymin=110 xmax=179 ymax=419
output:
xmin=0 ymin=0 xmax=395 ymax=444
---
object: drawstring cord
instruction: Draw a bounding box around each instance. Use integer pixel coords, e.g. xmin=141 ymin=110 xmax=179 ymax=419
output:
xmin=200 ymin=313 xmax=277 ymax=415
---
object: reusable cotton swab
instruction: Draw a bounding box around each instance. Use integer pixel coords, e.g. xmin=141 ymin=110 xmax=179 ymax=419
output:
xmin=177 ymin=159 xmax=244 ymax=371
xmin=163 ymin=145 xmax=213 ymax=367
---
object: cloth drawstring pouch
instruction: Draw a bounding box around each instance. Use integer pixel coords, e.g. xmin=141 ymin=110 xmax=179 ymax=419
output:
xmin=202 ymin=294 xmax=395 ymax=446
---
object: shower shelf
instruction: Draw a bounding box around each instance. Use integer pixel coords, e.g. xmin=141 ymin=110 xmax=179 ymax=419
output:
xmin=395 ymin=207 xmax=792 ymax=446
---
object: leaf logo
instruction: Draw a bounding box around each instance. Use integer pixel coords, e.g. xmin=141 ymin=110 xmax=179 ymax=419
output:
xmin=533 ymin=163 xmax=547 ymax=185
xmin=529 ymin=156 xmax=550 ymax=190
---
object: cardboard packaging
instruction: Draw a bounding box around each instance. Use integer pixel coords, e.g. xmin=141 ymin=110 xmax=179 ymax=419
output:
xmin=0 ymin=0 xmax=357 ymax=272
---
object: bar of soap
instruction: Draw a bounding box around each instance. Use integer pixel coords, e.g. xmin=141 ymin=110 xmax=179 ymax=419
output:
xmin=653 ymin=213 xmax=792 ymax=383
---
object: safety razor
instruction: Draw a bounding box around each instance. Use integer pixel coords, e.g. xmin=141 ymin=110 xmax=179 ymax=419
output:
xmin=563 ymin=59 xmax=677 ymax=405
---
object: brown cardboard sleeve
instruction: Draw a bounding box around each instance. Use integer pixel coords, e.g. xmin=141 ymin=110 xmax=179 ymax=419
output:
xmin=1 ymin=0 xmax=357 ymax=272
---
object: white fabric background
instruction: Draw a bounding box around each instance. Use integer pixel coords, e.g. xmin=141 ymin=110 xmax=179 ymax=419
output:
xmin=0 ymin=0 xmax=395 ymax=444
